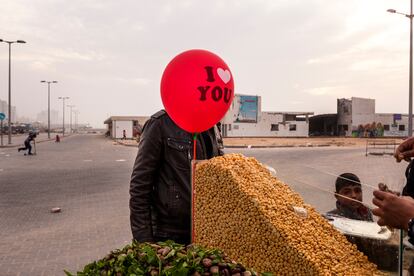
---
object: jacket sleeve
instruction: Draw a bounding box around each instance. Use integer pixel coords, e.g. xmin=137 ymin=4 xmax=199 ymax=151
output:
xmin=214 ymin=125 xmax=225 ymax=156
xmin=129 ymin=118 xmax=163 ymax=242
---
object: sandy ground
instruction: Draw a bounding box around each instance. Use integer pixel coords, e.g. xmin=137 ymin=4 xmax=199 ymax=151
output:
xmin=117 ymin=136 xmax=404 ymax=148
xmin=222 ymin=137 xmax=404 ymax=147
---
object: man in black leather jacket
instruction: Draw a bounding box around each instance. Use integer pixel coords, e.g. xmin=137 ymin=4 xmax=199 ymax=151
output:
xmin=129 ymin=110 xmax=224 ymax=244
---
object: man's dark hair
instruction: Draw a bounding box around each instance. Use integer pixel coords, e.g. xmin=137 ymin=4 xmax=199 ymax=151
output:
xmin=335 ymin=173 xmax=361 ymax=193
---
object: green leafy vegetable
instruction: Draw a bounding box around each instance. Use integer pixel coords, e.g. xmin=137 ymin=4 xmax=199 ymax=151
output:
xmin=65 ymin=241 xmax=272 ymax=276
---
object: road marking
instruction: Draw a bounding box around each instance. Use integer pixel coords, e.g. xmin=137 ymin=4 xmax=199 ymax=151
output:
xmin=5 ymin=154 xmax=10 ymax=157
xmin=83 ymin=160 xmax=93 ymax=162
xmin=0 ymin=169 xmax=3 ymax=172
xmin=116 ymin=159 xmax=126 ymax=162
xmin=0 ymin=152 xmax=5 ymax=155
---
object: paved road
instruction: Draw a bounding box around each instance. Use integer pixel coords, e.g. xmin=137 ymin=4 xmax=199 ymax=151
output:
xmin=0 ymin=135 xmax=408 ymax=275
xmin=0 ymin=135 xmax=136 ymax=276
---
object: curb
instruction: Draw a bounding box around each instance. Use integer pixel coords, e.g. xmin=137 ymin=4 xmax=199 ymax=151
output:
xmin=113 ymin=140 xmax=138 ymax=147
xmin=224 ymin=144 xmax=333 ymax=149
xmin=113 ymin=141 xmax=355 ymax=149
xmin=116 ymin=143 xmax=138 ymax=148
xmin=0 ymin=134 xmax=74 ymax=148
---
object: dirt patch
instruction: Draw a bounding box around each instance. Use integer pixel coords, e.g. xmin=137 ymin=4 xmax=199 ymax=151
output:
xmin=222 ymin=137 xmax=403 ymax=148
xmin=114 ymin=137 xmax=404 ymax=148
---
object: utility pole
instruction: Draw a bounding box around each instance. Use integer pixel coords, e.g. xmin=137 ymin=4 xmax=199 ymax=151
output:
xmin=67 ymin=105 xmax=75 ymax=133
xmin=58 ymin=97 xmax=69 ymax=136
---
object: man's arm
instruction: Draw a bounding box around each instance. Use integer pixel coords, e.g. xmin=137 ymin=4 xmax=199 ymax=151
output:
xmin=129 ymin=118 xmax=162 ymax=242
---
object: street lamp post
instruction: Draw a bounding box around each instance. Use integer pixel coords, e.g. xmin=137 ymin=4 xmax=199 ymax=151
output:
xmin=0 ymin=38 xmax=26 ymax=144
xmin=58 ymin=97 xmax=69 ymax=136
xmin=74 ymin=110 xmax=79 ymax=132
xmin=67 ymin=105 xmax=75 ymax=133
xmin=41 ymin=80 xmax=58 ymax=139
xmin=388 ymin=1 xmax=414 ymax=136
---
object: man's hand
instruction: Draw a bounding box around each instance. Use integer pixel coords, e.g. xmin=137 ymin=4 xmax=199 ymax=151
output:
xmin=378 ymin=182 xmax=400 ymax=196
xmin=372 ymin=190 xmax=414 ymax=230
xmin=394 ymin=137 xmax=414 ymax=162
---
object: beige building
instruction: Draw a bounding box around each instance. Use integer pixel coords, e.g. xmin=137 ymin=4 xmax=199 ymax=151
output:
xmin=104 ymin=116 xmax=149 ymax=139
xmin=337 ymin=97 xmax=411 ymax=137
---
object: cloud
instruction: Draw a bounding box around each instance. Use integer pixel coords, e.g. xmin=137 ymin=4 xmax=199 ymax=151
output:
xmin=0 ymin=0 xmax=411 ymax=127
xmin=304 ymin=87 xmax=343 ymax=96
xmin=113 ymin=77 xmax=152 ymax=86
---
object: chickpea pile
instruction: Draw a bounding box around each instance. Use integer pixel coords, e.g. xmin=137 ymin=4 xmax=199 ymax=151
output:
xmin=194 ymin=154 xmax=382 ymax=275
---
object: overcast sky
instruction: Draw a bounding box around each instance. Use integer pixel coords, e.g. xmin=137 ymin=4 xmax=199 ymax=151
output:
xmin=0 ymin=0 xmax=412 ymax=127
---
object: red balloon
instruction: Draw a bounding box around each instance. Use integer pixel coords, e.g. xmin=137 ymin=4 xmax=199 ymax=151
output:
xmin=161 ymin=49 xmax=234 ymax=133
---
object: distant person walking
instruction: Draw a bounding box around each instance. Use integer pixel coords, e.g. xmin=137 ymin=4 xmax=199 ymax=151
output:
xmin=122 ymin=129 xmax=127 ymax=140
xmin=18 ymin=132 xmax=37 ymax=155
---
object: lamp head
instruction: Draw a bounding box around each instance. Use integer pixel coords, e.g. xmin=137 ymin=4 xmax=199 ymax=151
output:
xmin=387 ymin=9 xmax=397 ymax=13
xmin=16 ymin=40 xmax=26 ymax=43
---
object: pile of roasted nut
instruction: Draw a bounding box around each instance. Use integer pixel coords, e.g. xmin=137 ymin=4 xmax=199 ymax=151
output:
xmin=194 ymin=154 xmax=381 ymax=275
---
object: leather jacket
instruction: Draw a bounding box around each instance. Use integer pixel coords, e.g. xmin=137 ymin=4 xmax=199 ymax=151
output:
xmin=403 ymin=160 xmax=414 ymax=198
xmin=129 ymin=110 xmax=223 ymax=242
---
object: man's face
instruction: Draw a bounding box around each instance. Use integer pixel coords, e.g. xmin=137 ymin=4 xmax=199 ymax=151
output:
xmin=336 ymin=185 xmax=363 ymax=210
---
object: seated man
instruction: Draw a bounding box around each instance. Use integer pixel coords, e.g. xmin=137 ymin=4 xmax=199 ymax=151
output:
xmin=327 ymin=173 xmax=373 ymax=221
xmin=328 ymin=174 xmax=398 ymax=271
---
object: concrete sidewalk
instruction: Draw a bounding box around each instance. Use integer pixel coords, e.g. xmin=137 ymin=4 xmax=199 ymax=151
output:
xmin=0 ymin=133 xmax=69 ymax=148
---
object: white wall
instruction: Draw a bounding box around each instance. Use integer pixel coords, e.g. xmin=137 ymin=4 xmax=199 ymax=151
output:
xmin=221 ymin=94 xmax=310 ymax=137
xmin=223 ymin=112 xmax=309 ymax=137
xmin=113 ymin=120 xmax=133 ymax=139
xmin=223 ymin=122 xmax=309 ymax=137
xmin=338 ymin=97 xmax=375 ymax=136
xmin=351 ymin=97 xmax=375 ymax=128
xmin=375 ymin=113 xmax=408 ymax=136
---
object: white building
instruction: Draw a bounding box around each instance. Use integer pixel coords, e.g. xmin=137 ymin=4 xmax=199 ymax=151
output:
xmin=104 ymin=116 xmax=149 ymax=139
xmin=221 ymin=94 xmax=313 ymax=137
xmin=337 ymin=97 xmax=411 ymax=137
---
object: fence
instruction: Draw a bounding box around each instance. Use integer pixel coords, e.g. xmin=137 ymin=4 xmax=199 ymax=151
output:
xmin=365 ymin=139 xmax=397 ymax=157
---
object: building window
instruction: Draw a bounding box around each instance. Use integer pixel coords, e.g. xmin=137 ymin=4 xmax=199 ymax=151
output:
xmin=399 ymin=125 xmax=406 ymax=131
xmin=229 ymin=124 xmax=231 ymax=131
xmin=384 ymin=125 xmax=390 ymax=131
xmin=289 ymin=124 xmax=297 ymax=131
xmin=233 ymin=125 xmax=239 ymax=130
xmin=271 ymin=124 xmax=279 ymax=131
xmin=284 ymin=114 xmax=296 ymax=121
